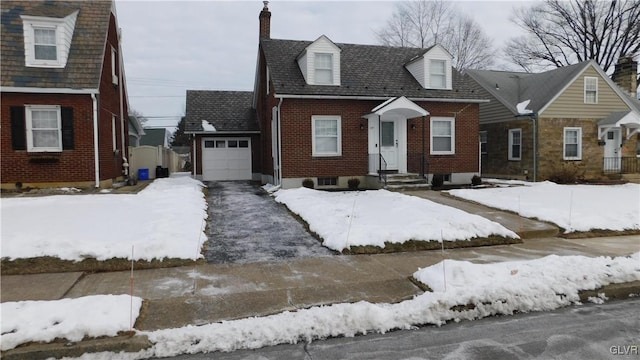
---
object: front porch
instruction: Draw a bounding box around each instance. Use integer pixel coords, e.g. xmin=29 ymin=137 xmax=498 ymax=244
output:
xmin=599 ymin=110 xmax=640 ymax=181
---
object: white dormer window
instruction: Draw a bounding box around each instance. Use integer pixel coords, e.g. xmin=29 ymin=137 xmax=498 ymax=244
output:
xmin=21 ymin=11 xmax=78 ymax=68
xmin=405 ymin=44 xmax=453 ymax=90
xmin=314 ymin=53 xmax=333 ymax=85
xmin=430 ymin=60 xmax=446 ymax=89
xmin=297 ymin=35 xmax=341 ymax=86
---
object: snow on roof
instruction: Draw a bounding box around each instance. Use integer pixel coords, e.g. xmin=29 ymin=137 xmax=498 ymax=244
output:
xmin=202 ymin=120 xmax=216 ymax=132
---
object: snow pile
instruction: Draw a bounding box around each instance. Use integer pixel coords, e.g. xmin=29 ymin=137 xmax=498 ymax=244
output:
xmin=201 ymin=120 xmax=216 ymax=131
xmin=274 ymin=188 xmax=518 ymax=251
xmin=141 ymin=253 xmax=638 ymax=358
xmin=0 ymin=295 xmax=143 ymax=351
xmin=448 ymin=182 xmax=640 ymax=232
xmin=0 ymin=176 xmax=207 ymax=261
xmin=516 ymin=99 xmax=533 ymax=114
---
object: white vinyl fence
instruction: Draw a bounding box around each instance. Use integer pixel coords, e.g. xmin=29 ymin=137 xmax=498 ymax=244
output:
xmin=128 ymin=146 xmax=184 ymax=180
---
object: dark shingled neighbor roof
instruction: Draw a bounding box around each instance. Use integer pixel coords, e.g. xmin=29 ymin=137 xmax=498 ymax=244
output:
xmin=185 ymin=91 xmax=258 ymax=133
xmin=1 ymin=0 xmax=113 ymax=90
xmin=259 ymin=38 xmax=486 ymax=100
xmin=466 ymin=61 xmax=593 ymax=115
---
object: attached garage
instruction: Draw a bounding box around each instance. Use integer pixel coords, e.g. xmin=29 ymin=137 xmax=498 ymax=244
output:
xmin=202 ymin=137 xmax=252 ymax=181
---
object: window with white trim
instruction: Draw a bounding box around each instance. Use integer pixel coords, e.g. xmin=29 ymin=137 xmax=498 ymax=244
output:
xmin=111 ymin=47 xmax=119 ymax=85
xmin=584 ymin=77 xmax=598 ymax=104
xmin=479 ymin=131 xmax=488 ymax=154
xmin=430 ymin=60 xmax=446 ymax=89
xmin=508 ymin=128 xmax=522 ymax=160
xmin=26 ymin=105 xmax=62 ymax=152
xmin=563 ymin=127 xmax=582 ymax=160
xmin=21 ymin=11 xmax=77 ymax=68
xmin=34 ymin=27 xmax=57 ymax=61
xmin=430 ymin=117 xmax=455 ymax=155
xmin=312 ymin=115 xmax=341 ymax=156
xmin=314 ymin=53 xmax=333 ymax=85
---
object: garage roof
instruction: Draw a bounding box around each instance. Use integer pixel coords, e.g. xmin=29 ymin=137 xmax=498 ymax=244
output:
xmin=185 ymin=90 xmax=259 ymax=133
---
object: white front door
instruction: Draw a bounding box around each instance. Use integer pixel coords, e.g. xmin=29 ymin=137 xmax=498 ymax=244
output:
xmin=380 ymin=120 xmax=398 ymax=170
xmin=603 ymin=129 xmax=621 ymax=172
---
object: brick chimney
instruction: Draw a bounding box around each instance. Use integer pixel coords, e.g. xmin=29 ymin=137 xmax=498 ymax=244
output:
xmin=259 ymin=1 xmax=271 ymax=39
xmin=611 ymin=56 xmax=638 ymax=99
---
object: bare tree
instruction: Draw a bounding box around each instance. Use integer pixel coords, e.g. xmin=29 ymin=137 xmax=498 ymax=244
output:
xmin=375 ymin=0 xmax=495 ymax=70
xmin=129 ymin=108 xmax=148 ymax=126
xmin=506 ymin=0 xmax=640 ymax=75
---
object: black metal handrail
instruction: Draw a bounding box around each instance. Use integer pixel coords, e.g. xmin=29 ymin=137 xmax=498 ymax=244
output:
xmin=368 ymin=153 xmax=388 ymax=187
xmin=603 ymin=157 xmax=640 ymax=174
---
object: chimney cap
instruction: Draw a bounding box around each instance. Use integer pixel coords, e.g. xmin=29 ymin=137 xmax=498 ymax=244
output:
xmin=263 ymin=1 xmax=269 ymax=10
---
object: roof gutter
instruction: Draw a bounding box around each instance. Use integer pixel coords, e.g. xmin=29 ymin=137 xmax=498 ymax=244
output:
xmin=274 ymin=93 xmax=489 ymax=103
xmin=0 ymin=86 xmax=98 ymax=94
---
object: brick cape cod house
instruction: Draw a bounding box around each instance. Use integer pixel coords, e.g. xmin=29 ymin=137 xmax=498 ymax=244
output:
xmin=186 ymin=2 xmax=487 ymax=189
xmin=1 ymin=0 xmax=134 ymax=189
xmin=468 ymin=59 xmax=640 ymax=182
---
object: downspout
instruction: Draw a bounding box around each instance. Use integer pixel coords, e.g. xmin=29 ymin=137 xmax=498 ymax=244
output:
xmin=192 ymin=136 xmax=197 ymax=178
xmin=91 ymin=93 xmax=100 ymax=188
xmin=421 ymin=115 xmax=426 ymax=179
xmin=378 ymin=114 xmax=382 ymax=178
xmin=532 ymin=113 xmax=538 ymax=182
xmin=276 ymin=97 xmax=283 ymax=186
xmin=118 ymin=29 xmax=128 ymax=177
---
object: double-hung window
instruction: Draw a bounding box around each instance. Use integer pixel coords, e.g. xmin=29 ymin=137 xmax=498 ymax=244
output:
xmin=508 ymin=128 xmax=522 ymax=160
xmin=563 ymin=127 xmax=582 ymax=160
xmin=312 ymin=115 xmax=341 ymax=156
xmin=34 ymin=27 xmax=57 ymax=61
xmin=314 ymin=53 xmax=333 ymax=85
xmin=26 ymin=105 xmax=62 ymax=152
xmin=584 ymin=77 xmax=598 ymax=104
xmin=430 ymin=60 xmax=446 ymax=89
xmin=430 ymin=117 xmax=455 ymax=155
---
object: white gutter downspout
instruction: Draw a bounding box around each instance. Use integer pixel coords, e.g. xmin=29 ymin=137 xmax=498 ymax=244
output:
xmin=192 ymin=136 xmax=197 ymax=178
xmin=277 ymin=98 xmax=283 ymax=186
xmin=118 ymin=29 xmax=128 ymax=177
xmin=91 ymin=93 xmax=100 ymax=188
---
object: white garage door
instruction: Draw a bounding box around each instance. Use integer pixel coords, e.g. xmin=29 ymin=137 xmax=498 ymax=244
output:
xmin=202 ymin=138 xmax=252 ymax=181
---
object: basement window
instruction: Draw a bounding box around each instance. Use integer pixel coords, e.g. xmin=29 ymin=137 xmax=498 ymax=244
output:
xmin=317 ymin=177 xmax=337 ymax=186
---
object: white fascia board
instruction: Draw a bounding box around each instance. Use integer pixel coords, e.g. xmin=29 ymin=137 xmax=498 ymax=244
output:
xmin=274 ymin=93 xmax=488 ymax=103
xmin=1 ymin=86 xmax=98 ymax=94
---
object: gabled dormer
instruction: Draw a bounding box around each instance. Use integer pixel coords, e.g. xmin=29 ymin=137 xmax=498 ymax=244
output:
xmin=20 ymin=10 xmax=78 ymax=68
xmin=404 ymin=44 xmax=453 ymax=90
xmin=296 ymin=35 xmax=341 ymax=86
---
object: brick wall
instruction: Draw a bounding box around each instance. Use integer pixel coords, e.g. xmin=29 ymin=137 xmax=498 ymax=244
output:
xmin=1 ymin=93 xmax=95 ymax=185
xmin=480 ymin=119 xmax=534 ymax=179
xmin=278 ymin=99 xmax=480 ymax=178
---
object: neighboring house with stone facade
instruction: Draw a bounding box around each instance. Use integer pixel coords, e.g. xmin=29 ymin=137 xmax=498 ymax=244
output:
xmin=1 ymin=0 xmax=132 ymax=189
xmin=468 ymin=59 xmax=640 ymax=182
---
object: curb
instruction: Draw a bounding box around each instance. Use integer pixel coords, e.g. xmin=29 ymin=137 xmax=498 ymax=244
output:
xmin=3 ymin=281 xmax=639 ymax=359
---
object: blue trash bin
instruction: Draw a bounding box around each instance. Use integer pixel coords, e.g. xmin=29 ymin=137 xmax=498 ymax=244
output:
xmin=138 ymin=168 xmax=149 ymax=181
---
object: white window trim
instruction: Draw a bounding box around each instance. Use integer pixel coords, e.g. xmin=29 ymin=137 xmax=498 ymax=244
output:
xmin=508 ymin=128 xmax=522 ymax=161
xmin=313 ymin=53 xmax=334 ymax=85
xmin=20 ymin=12 xmax=77 ymax=68
xmin=430 ymin=117 xmax=455 ymax=155
xmin=111 ymin=46 xmax=119 ymax=85
xmin=584 ymin=76 xmax=598 ymax=104
xmin=429 ymin=59 xmax=447 ymax=89
xmin=25 ymin=105 xmax=62 ymax=152
xmin=563 ymin=127 xmax=582 ymax=160
xmin=311 ymin=115 xmax=342 ymax=157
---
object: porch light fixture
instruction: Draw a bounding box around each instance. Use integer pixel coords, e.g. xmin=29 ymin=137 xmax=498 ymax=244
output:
xmin=411 ymin=123 xmax=417 ymax=130
xmin=360 ymin=122 xmax=365 ymax=130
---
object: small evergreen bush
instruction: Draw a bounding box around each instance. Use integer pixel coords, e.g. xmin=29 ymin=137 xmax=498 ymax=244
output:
xmin=431 ymin=174 xmax=444 ymax=188
xmin=302 ymin=178 xmax=315 ymax=189
xmin=471 ymin=175 xmax=482 ymax=186
xmin=347 ymin=178 xmax=360 ymax=190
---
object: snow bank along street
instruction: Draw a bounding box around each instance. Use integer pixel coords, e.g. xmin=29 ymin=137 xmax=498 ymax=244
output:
xmin=274 ymin=188 xmax=518 ymax=251
xmin=2 ymin=253 xmax=633 ymax=357
xmin=0 ymin=177 xmax=208 ymax=261
xmin=448 ymin=181 xmax=640 ymax=233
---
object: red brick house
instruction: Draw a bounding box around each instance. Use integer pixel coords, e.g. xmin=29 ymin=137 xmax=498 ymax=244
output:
xmin=186 ymin=3 xmax=486 ymax=189
xmin=1 ymin=0 xmax=132 ymax=189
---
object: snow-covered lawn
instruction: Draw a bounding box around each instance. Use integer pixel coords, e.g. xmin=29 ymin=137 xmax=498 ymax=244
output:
xmin=1 ymin=295 xmax=143 ymax=351
xmin=4 ymin=253 xmax=636 ymax=357
xmin=274 ymin=188 xmax=518 ymax=251
xmin=0 ymin=176 xmax=207 ymax=261
xmin=448 ymin=181 xmax=640 ymax=233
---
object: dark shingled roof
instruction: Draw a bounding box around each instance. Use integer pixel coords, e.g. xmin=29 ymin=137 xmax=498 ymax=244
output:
xmin=260 ymin=38 xmax=485 ymax=100
xmin=185 ymin=91 xmax=258 ymax=133
xmin=1 ymin=0 xmax=112 ymax=90
xmin=466 ymin=61 xmax=592 ymax=115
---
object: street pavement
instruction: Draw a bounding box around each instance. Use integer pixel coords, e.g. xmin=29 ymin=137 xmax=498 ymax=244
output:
xmin=1 ymin=187 xmax=639 ymax=359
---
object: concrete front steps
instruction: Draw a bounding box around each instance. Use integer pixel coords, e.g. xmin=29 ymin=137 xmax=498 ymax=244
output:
xmin=385 ymin=173 xmax=431 ymax=191
xmin=622 ymin=173 xmax=640 ymax=184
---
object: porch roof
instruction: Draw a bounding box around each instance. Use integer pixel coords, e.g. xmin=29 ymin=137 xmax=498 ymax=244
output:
xmin=365 ymin=96 xmax=429 ymax=119
xmin=598 ymin=110 xmax=640 ymax=139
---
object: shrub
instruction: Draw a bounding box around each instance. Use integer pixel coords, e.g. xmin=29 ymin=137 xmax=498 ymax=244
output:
xmin=431 ymin=174 xmax=444 ymax=188
xmin=471 ymin=175 xmax=482 ymax=186
xmin=548 ymin=163 xmax=585 ymax=184
xmin=302 ymin=178 xmax=315 ymax=189
xmin=347 ymin=178 xmax=360 ymax=191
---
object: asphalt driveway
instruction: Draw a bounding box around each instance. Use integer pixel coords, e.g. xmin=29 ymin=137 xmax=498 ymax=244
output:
xmin=204 ymin=181 xmax=335 ymax=263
